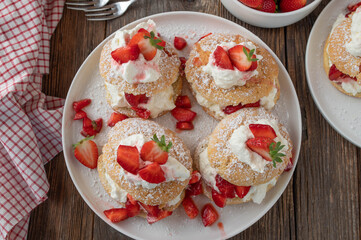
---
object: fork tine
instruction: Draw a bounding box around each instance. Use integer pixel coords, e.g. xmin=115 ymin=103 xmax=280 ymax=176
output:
xmin=87 ymin=13 xmax=121 ymax=21
xmin=67 ymin=6 xmax=90 ymax=10
xmin=84 ymin=3 xmax=113 ymax=12
xmin=85 ymin=9 xmax=116 ymax=17
xmin=66 ymin=1 xmax=96 ymax=6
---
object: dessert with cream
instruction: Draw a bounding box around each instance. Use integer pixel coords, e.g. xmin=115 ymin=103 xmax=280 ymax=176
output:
xmin=194 ymin=108 xmax=292 ymax=207
xmin=98 ymin=118 xmax=192 ymax=223
xmin=185 ymin=33 xmax=280 ymax=120
xmin=323 ymin=3 xmax=361 ymax=97
xmin=99 ymin=20 xmax=182 ymax=119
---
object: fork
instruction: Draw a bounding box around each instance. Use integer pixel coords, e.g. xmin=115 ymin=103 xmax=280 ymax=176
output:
xmin=84 ymin=0 xmax=137 ymax=21
xmin=66 ymin=0 xmax=109 ymax=11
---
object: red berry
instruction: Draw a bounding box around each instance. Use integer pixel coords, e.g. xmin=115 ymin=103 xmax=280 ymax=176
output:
xmin=279 ymin=0 xmax=307 ymax=12
xmin=104 ymin=208 xmax=128 ymax=223
xmin=186 ymin=181 xmax=203 ymax=196
xmin=246 ymin=137 xmax=275 ymax=162
xmin=140 ymin=141 xmax=169 ymax=164
xmin=107 ymin=112 xmax=128 ymax=127
xmin=138 ymin=162 xmax=166 ymax=184
xmin=174 ymin=36 xmax=187 ymax=50
xmin=73 ymin=99 xmax=91 ymax=112
xmin=235 ymin=186 xmax=251 ymax=199
xmin=175 ymin=95 xmax=192 ymax=108
xmin=215 ymin=175 xmax=236 ymax=198
xmin=211 ymin=189 xmax=226 ymax=208
xmin=182 ymin=196 xmax=199 ymax=219
xmin=213 ymin=46 xmax=233 ymax=70
xmin=201 ymin=203 xmax=219 ymax=227
xmin=125 ymin=199 xmax=140 ymax=217
xmin=249 ymin=124 xmax=277 ymax=139
xmin=228 ymin=45 xmax=255 ymax=71
xmin=238 ymin=0 xmax=263 ymax=8
xmin=73 ymin=110 xmax=87 ymax=120
xmin=111 ymin=44 xmax=140 ymax=64
xmin=73 ymin=137 xmax=99 ymax=169
xmin=260 ymin=0 xmax=276 ymax=13
xmin=171 ymin=107 xmax=197 ymax=121
xmin=189 ymin=170 xmax=201 ymax=184
xmin=176 ymin=121 xmax=194 ymax=130
xmin=116 ymin=145 xmax=140 ymax=174
xmin=125 ymin=93 xmax=149 ymax=107
xmin=131 ymin=107 xmax=151 ymax=119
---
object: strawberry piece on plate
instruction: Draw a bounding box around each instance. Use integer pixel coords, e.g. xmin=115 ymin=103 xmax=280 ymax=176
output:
xmin=211 ymin=189 xmax=226 ymax=208
xmin=73 ymin=136 xmax=99 ymax=169
xmin=235 ymin=186 xmax=251 ymax=199
xmin=249 ymin=124 xmax=277 ymax=139
xmin=81 ymin=117 xmax=103 ymax=137
xmin=138 ymin=162 xmax=166 ymax=184
xmin=186 ymin=180 xmax=203 ymax=196
xmin=104 ymin=208 xmax=128 ymax=223
xmin=147 ymin=210 xmax=172 ymax=224
xmin=246 ymin=137 xmax=286 ymax=167
xmin=176 ymin=121 xmax=194 ymax=130
xmin=279 ymin=0 xmax=306 ymax=12
xmin=116 ymin=145 xmax=140 ymax=174
xmin=284 ymin=157 xmax=294 ymax=172
xmin=189 ymin=170 xmax=201 ymax=184
xmin=125 ymin=93 xmax=149 ymax=107
xmin=140 ymin=134 xmax=172 ymax=164
xmin=174 ymin=36 xmax=187 ymax=50
xmin=139 ymin=203 xmax=160 ymax=217
xmin=125 ymin=200 xmax=140 ymax=217
xmin=175 ymin=95 xmax=192 ymax=108
xmin=213 ymin=46 xmax=233 ymax=70
xmin=215 ymin=175 xmax=236 ymax=198
xmin=111 ymin=44 xmax=140 ymax=64
xmin=259 ymin=0 xmax=276 ymax=13
xmin=171 ymin=107 xmax=197 ymax=121
xmin=73 ymin=110 xmax=87 ymax=120
xmin=238 ymin=0 xmax=263 ymax=8
xmin=73 ymin=99 xmax=91 ymax=112
xmin=201 ymin=203 xmax=219 ymax=227
xmin=182 ymin=196 xmax=199 ymax=219
xmin=228 ymin=45 xmax=258 ymax=71
xmin=107 ymin=112 xmax=128 ymax=127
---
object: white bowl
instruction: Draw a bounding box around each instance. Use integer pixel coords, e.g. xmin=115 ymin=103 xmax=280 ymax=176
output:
xmin=221 ymin=0 xmax=322 ymax=28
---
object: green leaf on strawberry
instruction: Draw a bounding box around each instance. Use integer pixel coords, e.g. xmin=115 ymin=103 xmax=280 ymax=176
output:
xmin=242 ymin=47 xmax=258 ymax=62
xmin=151 ymin=134 xmax=172 ymax=152
xmin=269 ymin=141 xmax=286 ymax=168
xmin=144 ymin=31 xmax=164 ymax=50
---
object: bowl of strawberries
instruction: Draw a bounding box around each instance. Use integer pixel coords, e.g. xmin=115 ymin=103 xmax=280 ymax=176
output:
xmin=221 ymin=0 xmax=322 ymax=28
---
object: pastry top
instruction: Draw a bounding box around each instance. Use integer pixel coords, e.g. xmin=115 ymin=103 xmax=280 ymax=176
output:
xmin=99 ymin=118 xmax=192 ymax=206
xmin=327 ymin=12 xmax=361 ymax=81
xmin=185 ymin=34 xmax=279 ymax=106
xmin=207 ymin=107 xmax=292 ymax=186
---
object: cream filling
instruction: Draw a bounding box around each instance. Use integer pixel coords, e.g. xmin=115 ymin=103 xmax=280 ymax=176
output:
xmin=104 ymin=170 xmax=128 ymax=203
xmin=242 ymin=178 xmax=277 ymax=204
xmin=345 ymin=8 xmax=361 ymax=57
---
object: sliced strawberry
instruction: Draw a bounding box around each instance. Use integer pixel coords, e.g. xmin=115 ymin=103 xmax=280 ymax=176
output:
xmin=249 ymin=124 xmax=277 ymax=139
xmin=81 ymin=118 xmax=103 ymax=137
xmin=131 ymin=107 xmax=151 ymax=119
xmin=189 ymin=170 xmax=201 ymax=184
xmin=127 ymin=194 xmax=137 ymax=205
xmin=284 ymin=157 xmax=293 ymax=172
xmin=213 ymin=46 xmax=233 ymax=70
xmin=246 ymin=137 xmax=275 ymax=162
xmin=197 ymin=33 xmax=212 ymax=42
xmin=107 ymin=112 xmax=128 ymax=127
xmin=176 ymin=121 xmax=194 ymax=130
xmin=171 ymin=107 xmax=197 ymax=121
xmin=138 ymin=162 xmax=166 ymax=184
xmin=175 ymin=95 xmax=191 ymax=108
xmin=201 ymin=203 xmax=219 ymax=227
xmin=222 ymin=100 xmax=260 ymax=115
xmin=73 ymin=136 xmax=99 ymax=169
xmin=174 ymin=36 xmax=187 ymax=50
xmin=104 ymin=208 xmax=128 ymax=223
xmin=128 ymin=30 xmax=165 ymax=61
xmin=211 ymin=189 xmax=226 ymax=208
xmin=73 ymin=99 xmax=91 ymax=112
xmin=125 ymin=200 xmax=140 ymax=217
xmin=111 ymin=44 xmax=140 ymax=64
xmin=228 ymin=45 xmax=256 ymax=71
xmin=74 ymin=110 xmax=87 ymax=120
xmin=243 ymin=101 xmax=261 ymax=108
xmin=215 ymin=175 xmax=235 ymax=198
xmin=248 ymin=55 xmax=258 ymax=71
xmin=139 ymin=203 xmax=160 ymax=217
xmin=116 ymin=145 xmax=140 ymax=174
xmin=235 ymin=186 xmax=251 ymax=199
xmin=238 ymin=0 xmax=263 ymax=8
xmin=125 ymin=93 xmax=149 ymax=107
xmin=138 ymin=28 xmax=148 ymax=33
xmin=147 ymin=210 xmax=172 ymax=224
xmin=329 ymin=64 xmax=343 ymax=80
xmin=186 ymin=180 xmax=203 ymax=196
xmin=140 ymin=141 xmax=169 ymax=164
xmin=182 ymin=196 xmax=199 ymax=219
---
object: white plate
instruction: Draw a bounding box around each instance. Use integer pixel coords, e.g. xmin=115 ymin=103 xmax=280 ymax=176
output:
xmin=62 ymin=12 xmax=302 ymax=240
xmin=306 ymin=0 xmax=361 ymax=148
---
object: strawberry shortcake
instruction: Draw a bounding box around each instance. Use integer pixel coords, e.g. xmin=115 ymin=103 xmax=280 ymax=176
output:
xmin=98 ymin=118 xmax=192 ymax=223
xmin=194 ymin=108 xmax=292 ymax=207
xmin=185 ymin=33 xmax=280 ymax=120
xmin=323 ymin=3 xmax=361 ymax=97
xmin=99 ymin=20 xmax=182 ymax=119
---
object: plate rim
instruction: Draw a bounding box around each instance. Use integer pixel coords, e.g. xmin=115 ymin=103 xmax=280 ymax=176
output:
xmin=62 ymin=10 xmax=302 ymax=239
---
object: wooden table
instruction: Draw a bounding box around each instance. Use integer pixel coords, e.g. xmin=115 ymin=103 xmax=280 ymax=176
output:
xmin=28 ymin=0 xmax=360 ymax=239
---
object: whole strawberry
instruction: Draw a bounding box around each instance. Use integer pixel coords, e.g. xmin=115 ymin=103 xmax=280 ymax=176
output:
xmin=238 ymin=0 xmax=263 ymax=9
xmin=279 ymin=0 xmax=306 ymax=12
xmin=260 ymin=0 xmax=277 ymax=13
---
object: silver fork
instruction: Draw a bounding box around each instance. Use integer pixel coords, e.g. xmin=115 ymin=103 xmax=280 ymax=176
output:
xmin=66 ymin=0 xmax=109 ymax=11
xmin=84 ymin=0 xmax=137 ymax=21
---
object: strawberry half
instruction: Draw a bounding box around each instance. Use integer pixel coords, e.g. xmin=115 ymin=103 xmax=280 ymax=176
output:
xmin=139 ymin=203 xmax=160 ymax=217
xmin=186 ymin=180 xmax=203 ymax=196
xmin=182 ymin=196 xmax=199 ymax=219
xmin=279 ymin=0 xmax=306 ymax=12
xmin=235 ymin=186 xmax=251 ymax=199
xmin=246 ymin=137 xmax=286 ymax=167
xmin=228 ymin=45 xmax=258 ymax=72
xmin=147 ymin=210 xmax=173 ymax=224
xmin=249 ymin=124 xmax=277 ymax=139
xmin=125 ymin=93 xmax=149 ymax=107
xmin=140 ymin=134 xmax=172 ymax=164
xmin=138 ymin=162 xmax=166 ymax=184
xmin=213 ymin=46 xmax=233 ymax=70
xmin=73 ymin=136 xmax=99 ymax=169
xmin=107 ymin=112 xmax=128 ymax=127
xmin=111 ymin=44 xmax=140 ymax=64
xmin=104 ymin=208 xmax=128 ymax=223
xmin=329 ymin=64 xmax=343 ymax=80
xmin=174 ymin=36 xmax=187 ymax=50
xmin=171 ymin=107 xmax=197 ymax=122
xmin=211 ymin=189 xmax=226 ymax=208
xmin=116 ymin=145 xmax=140 ymax=174
xmin=189 ymin=170 xmax=201 ymax=184
xmin=125 ymin=199 xmax=140 ymax=217
xmin=74 ymin=110 xmax=87 ymax=120
xmin=215 ymin=175 xmax=236 ymax=198
xmin=128 ymin=30 xmax=165 ymax=61
xmin=175 ymin=95 xmax=192 ymax=108
xmin=176 ymin=121 xmax=194 ymax=130
xmin=201 ymin=203 xmax=219 ymax=227
xmin=73 ymin=99 xmax=91 ymax=112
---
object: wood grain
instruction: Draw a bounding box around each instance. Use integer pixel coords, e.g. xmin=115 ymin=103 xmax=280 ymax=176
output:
xmin=28 ymin=0 xmax=360 ymax=239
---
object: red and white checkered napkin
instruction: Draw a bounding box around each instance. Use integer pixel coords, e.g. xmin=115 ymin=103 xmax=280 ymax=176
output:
xmin=0 ymin=1 xmax=65 ymax=239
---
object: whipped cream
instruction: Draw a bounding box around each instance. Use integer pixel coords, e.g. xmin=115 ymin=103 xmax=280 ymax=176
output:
xmin=194 ymin=90 xmax=226 ymax=119
xmin=228 ymin=119 xmax=289 ymax=173
xmin=138 ymin=86 xmax=175 ymax=118
xmin=260 ymin=87 xmax=277 ymax=110
xmin=203 ymin=42 xmax=262 ymax=89
xmin=104 ymin=171 xmax=128 ymax=203
xmin=110 ymin=19 xmax=161 ymax=84
xmin=167 ymin=192 xmax=182 ymax=207
xmin=346 ymin=8 xmax=361 ymax=57
xmin=199 ymin=148 xmax=219 ymax=192
xmin=104 ymin=81 xmax=130 ymax=108
xmin=341 ymin=80 xmax=361 ymax=95
xmin=242 ymin=177 xmax=277 ymax=204
xmin=116 ymin=134 xmax=190 ymax=189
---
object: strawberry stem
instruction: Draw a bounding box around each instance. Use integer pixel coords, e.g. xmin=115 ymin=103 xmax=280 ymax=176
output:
xmin=144 ymin=31 xmax=164 ymax=50
xmin=152 ymin=134 xmax=172 ymax=152
xmin=72 ymin=136 xmax=94 ymax=149
xmin=269 ymin=141 xmax=286 ymax=168
xmin=243 ymin=47 xmax=259 ymax=62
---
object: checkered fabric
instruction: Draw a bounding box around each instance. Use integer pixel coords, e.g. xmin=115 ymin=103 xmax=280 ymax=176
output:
xmin=0 ymin=1 xmax=65 ymax=239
